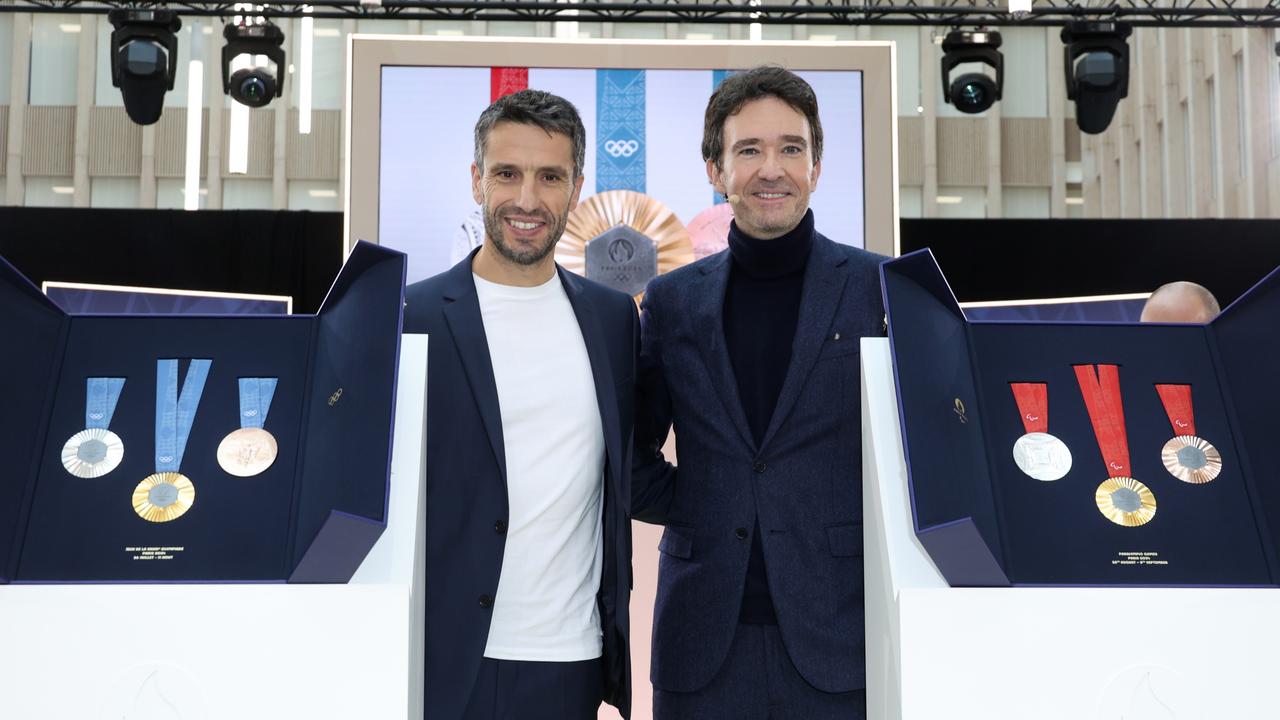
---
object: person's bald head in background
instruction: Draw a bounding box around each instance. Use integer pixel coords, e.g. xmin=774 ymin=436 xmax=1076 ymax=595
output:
xmin=1140 ymin=281 xmax=1221 ymax=323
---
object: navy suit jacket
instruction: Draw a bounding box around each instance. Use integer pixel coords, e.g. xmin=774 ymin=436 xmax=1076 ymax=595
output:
xmin=634 ymin=231 xmax=885 ymax=694
xmin=404 ymin=253 xmax=636 ymax=719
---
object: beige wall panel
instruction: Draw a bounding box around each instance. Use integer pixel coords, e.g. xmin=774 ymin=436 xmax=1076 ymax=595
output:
xmin=1000 ymin=118 xmax=1051 ymax=186
xmin=155 ymin=109 xmax=210 ymax=178
xmin=220 ymin=109 xmax=274 ymax=179
xmin=21 ymin=106 xmax=74 ymax=176
xmin=936 ymin=117 xmax=987 ymax=186
xmin=1064 ymin=120 xmax=1081 ymax=163
xmin=0 ymin=106 xmax=7 ymax=176
xmin=287 ymin=109 xmax=342 ymax=180
xmin=896 ymin=116 xmax=922 ymax=186
xmin=88 ymin=107 xmax=142 ymax=177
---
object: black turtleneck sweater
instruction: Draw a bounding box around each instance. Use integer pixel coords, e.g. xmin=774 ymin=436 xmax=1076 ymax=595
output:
xmin=723 ymin=209 xmax=814 ymax=625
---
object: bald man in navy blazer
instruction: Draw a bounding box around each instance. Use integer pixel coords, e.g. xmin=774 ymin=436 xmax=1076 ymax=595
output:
xmin=633 ymin=66 xmax=886 ymax=719
xmin=405 ymin=89 xmax=634 ymax=720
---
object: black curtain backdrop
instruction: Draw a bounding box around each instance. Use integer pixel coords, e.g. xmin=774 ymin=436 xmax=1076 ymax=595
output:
xmin=900 ymin=218 xmax=1280 ymax=308
xmin=0 ymin=207 xmax=343 ymax=314
xmin=4 ymin=210 xmax=1276 ymax=314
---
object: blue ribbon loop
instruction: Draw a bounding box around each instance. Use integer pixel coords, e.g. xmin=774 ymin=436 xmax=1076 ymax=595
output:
xmin=86 ymin=377 xmax=125 ymax=429
xmin=154 ymin=359 xmax=211 ymax=473
xmin=238 ymin=377 xmax=278 ymax=430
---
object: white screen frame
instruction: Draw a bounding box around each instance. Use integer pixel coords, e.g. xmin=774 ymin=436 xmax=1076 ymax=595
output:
xmin=345 ymin=36 xmax=900 ymax=259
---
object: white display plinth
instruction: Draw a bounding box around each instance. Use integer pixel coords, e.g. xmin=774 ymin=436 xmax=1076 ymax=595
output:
xmin=861 ymin=337 xmax=1280 ymax=720
xmin=0 ymin=335 xmax=428 ymax=720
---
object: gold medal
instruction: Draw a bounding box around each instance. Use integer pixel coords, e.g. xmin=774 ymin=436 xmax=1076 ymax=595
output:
xmin=216 ymin=427 xmax=279 ymax=477
xmin=1095 ymin=476 xmax=1157 ymax=527
xmin=133 ymin=472 xmax=195 ymax=523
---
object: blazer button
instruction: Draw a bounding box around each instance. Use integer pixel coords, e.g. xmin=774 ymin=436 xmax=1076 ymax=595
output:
xmin=494 ymin=520 xmax=507 ymax=534
xmin=752 ymin=461 xmax=767 ymax=474
xmin=735 ymin=527 xmax=748 ymax=540
xmin=479 ymin=593 xmax=493 ymax=608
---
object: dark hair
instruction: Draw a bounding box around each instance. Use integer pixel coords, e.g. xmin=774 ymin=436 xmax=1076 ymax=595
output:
xmin=474 ymin=89 xmax=587 ymax=178
xmin=701 ymin=65 xmax=823 ymax=169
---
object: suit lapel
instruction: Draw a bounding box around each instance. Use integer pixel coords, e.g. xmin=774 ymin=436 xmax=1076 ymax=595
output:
xmin=757 ymin=235 xmax=849 ymax=452
xmin=694 ymin=252 xmax=757 ymax=452
xmin=560 ymin=268 xmax=623 ymax=500
xmin=440 ymin=256 xmax=508 ymax=485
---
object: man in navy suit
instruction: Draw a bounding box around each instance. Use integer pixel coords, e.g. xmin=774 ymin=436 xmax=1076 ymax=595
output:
xmin=404 ymin=89 xmax=635 ymax=720
xmin=634 ymin=66 xmax=885 ymax=718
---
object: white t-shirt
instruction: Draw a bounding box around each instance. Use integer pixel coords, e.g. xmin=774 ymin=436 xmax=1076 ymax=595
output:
xmin=473 ymin=272 xmax=606 ymax=662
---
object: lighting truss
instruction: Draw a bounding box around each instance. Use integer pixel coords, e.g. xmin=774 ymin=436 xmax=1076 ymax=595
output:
xmin=5 ymin=0 xmax=1280 ymax=28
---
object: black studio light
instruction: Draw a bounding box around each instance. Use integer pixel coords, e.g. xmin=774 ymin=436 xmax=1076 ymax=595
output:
xmin=108 ymin=9 xmax=182 ymax=126
xmin=1062 ymin=21 xmax=1132 ymax=134
xmin=222 ymin=19 xmax=286 ymax=108
xmin=941 ymin=29 xmax=1004 ymax=114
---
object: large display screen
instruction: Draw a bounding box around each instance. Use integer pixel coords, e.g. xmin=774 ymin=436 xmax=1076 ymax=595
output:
xmin=378 ymin=66 xmax=866 ymax=283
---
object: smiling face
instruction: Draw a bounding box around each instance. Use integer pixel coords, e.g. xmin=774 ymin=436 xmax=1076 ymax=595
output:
xmin=472 ymin=120 xmax=584 ymax=270
xmin=708 ymin=96 xmax=821 ymax=240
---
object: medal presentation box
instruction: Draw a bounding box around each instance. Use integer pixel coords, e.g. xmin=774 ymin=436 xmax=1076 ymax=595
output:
xmin=882 ymin=249 xmax=1280 ymax=586
xmin=0 ymin=241 xmax=406 ymax=583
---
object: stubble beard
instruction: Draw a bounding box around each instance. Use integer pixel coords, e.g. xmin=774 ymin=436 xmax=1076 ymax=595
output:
xmin=482 ymin=204 xmax=572 ymax=267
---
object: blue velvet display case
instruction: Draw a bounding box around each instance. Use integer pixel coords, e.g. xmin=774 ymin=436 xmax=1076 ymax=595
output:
xmin=883 ymin=249 xmax=1280 ymax=587
xmin=0 ymin=242 xmax=406 ymax=583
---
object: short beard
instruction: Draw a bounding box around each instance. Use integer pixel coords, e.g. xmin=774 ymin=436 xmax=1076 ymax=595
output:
xmin=482 ymin=205 xmax=571 ymax=267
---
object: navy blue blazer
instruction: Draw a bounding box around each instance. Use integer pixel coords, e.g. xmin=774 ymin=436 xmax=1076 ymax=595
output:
xmin=633 ymin=231 xmax=885 ymax=694
xmin=404 ymin=253 xmax=636 ymax=719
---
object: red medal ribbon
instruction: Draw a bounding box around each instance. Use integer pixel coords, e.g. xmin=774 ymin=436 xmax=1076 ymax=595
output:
xmin=1154 ymin=384 xmax=1196 ymax=437
xmin=1010 ymin=383 xmax=1048 ymax=434
xmin=1074 ymin=364 xmax=1131 ymax=478
xmin=491 ymin=67 xmax=529 ymax=102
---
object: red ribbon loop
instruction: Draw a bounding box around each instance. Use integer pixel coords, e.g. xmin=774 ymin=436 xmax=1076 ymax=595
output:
xmin=1154 ymin=384 xmax=1196 ymax=437
xmin=1010 ymin=383 xmax=1048 ymax=434
xmin=1074 ymin=364 xmax=1131 ymax=478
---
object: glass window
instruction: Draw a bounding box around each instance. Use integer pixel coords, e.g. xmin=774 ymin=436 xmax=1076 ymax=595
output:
xmin=24 ymin=177 xmax=75 ymax=207
xmin=488 ymin=22 xmax=539 ymax=37
xmin=303 ymin=20 xmax=343 ymax=110
xmin=898 ymin=185 xmax=923 ymax=218
xmin=288 ymin=180 xmax=340 ymax=211
xmin=156 ymin=177 xmax=207 ymax=209
xmin=90 ymin=178 xmax=140 ymax=208
xmin=612 ymin=24 xmax=666 ymax=40
xmin=935 ymin=185 xmax=986 ymax=218
xmin=680 ymin=24 xmax=729 ymax=41
xmin=1003 ymin=187 xmax=1050 ymax=218
xmin=29 ymin=15 xmax=79 ymax=106
xmin=807 ymin=27 xmax=859 ymax=42
xmin=421 ymin=21 xmax=471 ymax=36
xmin=999 ymin=27 xmax=1048 ymax=118
xmin=0 ymin=15 xmax=14 ymax=104
xmin=869 ymin=27 xmax=920 ymax=116
xmin=223 ymin=178 xmax=274 ymax=209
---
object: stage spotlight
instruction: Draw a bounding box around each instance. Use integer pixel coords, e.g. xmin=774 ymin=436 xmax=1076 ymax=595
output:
xmin=940 ymin=29 xmax=1003 ymax=114
xmin=1062 ymin=22 xmax=1132 ymax=134
xmin=107 ymin=9 xmax=181 ymax=126
xmin=222 ymin=19 xmax=286 ymax=108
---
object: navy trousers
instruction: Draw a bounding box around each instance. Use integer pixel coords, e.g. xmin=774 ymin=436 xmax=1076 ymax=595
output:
xmin=653 ymin=624 xmax=867 ymax=720
xmin=460 ymin=656 xmax=602 ymax=720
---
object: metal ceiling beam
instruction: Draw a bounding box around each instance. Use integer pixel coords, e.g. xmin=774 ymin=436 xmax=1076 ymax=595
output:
xmin=4 ymin=0 xmax=1280 ymax=28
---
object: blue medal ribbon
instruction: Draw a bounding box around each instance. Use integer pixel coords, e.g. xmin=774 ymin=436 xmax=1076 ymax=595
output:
xmin=155 ymin=359 xmax=212 ymax=473
xmin=237 ymin=377 xmax=278 ymax=430
xmin=86 ymin=377 xmax=125 ymax=429
xmin=596 ymin=69 xmax=647 ymax=193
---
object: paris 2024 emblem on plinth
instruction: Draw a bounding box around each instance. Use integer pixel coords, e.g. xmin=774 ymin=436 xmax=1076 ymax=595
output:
xmin=585 ymin=224 xmax=658 ymax=297
xmin=557 ymin=190 xmax=695 ymax=302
